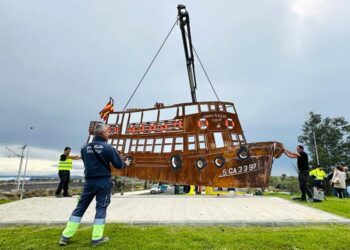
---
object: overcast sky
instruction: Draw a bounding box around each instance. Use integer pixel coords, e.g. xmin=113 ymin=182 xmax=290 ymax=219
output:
xmin=0 ymin=0 xmax=349 ymax=176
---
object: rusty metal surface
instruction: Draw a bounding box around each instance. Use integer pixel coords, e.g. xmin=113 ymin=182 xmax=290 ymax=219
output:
xmin=88 ymin=101 xmax=283 ymax=188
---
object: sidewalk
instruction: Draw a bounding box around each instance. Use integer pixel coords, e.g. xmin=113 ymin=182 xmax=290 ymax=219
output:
xmin=113 ymin=189 xmax=150 ymax=196
xmin=0 ymin=194 xmax=349 ymax=226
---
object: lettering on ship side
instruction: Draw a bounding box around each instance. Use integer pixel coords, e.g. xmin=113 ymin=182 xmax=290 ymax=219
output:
xmin=203 ymin=113 xmax=229 ymax=126
xmin=218 ymin=163 xmax=258 ymax=178
xmin=203 ymin=114 xmax=228 ymax=119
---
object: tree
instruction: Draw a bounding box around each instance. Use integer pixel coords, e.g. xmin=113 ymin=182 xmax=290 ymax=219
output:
xmin=269 ymin=175 xmax=299 ymax=194
xmin=281 ymin=174 xmax=287 ymax=181
xmin=298 ymin=112 xmax=350 ymax=172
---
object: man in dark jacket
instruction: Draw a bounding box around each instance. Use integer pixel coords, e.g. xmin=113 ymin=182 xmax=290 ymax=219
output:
xmin=284 ymin=145 xmax=313 ymax=201
xmin=59 ymin=123 xmax=131 ymax=246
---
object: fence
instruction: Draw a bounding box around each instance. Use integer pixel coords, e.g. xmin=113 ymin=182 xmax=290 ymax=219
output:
xmin=0 ymin=181 xmax=85 ymax=191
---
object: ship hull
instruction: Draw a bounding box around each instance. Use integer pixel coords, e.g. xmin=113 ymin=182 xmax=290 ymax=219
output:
xmin=112 ymin=141 xmax=283 ymax=188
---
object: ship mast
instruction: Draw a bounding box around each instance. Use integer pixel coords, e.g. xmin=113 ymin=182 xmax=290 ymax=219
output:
xmin=178 ymin=5 xmax=197 ymax=103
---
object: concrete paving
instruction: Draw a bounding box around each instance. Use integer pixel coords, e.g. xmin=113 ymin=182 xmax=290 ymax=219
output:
xmin=0 ymin=192 xmax=349 ymax=226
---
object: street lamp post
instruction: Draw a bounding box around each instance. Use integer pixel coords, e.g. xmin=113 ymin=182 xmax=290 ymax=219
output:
xmin=5 ymin=146 xmax=27 ymax=190
xmin=20 ymin=126 xmax=34 ymax=200
xmin=16 ymin=145 xmax=27 ymax=190
xmin=313 ymin=131 xmax=320 ymax=165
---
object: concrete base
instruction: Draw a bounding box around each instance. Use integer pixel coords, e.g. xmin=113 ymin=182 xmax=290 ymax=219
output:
xmin=0 ymin=193 xmax=349 ymax=226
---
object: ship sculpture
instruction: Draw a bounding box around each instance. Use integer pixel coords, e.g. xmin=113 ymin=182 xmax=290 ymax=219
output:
xmin=87 ymin=5 xmax=284 ymax=188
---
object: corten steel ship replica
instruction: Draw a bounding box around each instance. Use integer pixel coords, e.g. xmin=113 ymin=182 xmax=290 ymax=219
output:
xmin=87 ymin=5 xmax=284 ymax=188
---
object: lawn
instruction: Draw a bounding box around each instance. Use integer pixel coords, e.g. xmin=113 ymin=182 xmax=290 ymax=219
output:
xmin=0 ymin=199 xmax=14 ymax=205
xmin=265 ymin=193 xmax=350 ymax=219
xmin=0 ymin=224 xmax=350 ymax=250
xmin=1 ymin=195 xmax=349 ymax=249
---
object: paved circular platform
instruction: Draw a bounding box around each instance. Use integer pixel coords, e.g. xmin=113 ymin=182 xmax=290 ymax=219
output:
xmin=0 ymin=193 xmax=349 ymax=226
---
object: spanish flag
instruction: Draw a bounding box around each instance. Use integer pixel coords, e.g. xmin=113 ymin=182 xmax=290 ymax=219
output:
xmin=99 ymin=97 xmax=114 ymax=121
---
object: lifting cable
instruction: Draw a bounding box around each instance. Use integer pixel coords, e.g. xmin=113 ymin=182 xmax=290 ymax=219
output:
xmin=123 ymin=18 xmax=179 ymax=111
xmin=185 ymin=30 xmax=220 ymax=102
xmin=123 ymin=17 xmax=221 ymax=111
xmin=191 ymin=44 xmax=220 ymax=102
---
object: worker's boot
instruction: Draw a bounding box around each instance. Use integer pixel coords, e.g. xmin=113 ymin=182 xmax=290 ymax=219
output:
xmin=91 ymin=236 xmax=110 ymax=247
xmin=59 ymin=236 xmax=69 ymax=246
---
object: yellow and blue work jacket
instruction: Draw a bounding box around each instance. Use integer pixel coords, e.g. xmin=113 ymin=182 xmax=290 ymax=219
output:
xmin=309 ymin=168 xmax=326 ymax=180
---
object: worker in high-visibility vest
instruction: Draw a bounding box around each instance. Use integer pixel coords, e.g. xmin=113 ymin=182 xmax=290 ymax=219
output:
xmin=309 ymin=165 xmax=327 ymax=189
xmin=55 ymin=147 xmax=80 ymax=197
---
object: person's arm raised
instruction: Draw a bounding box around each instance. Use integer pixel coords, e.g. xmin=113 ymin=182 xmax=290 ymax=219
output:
xmin=68 ymin=155 xmax=81 ymax=160
xmin=283 ymin=149 xmax=300 ymax=158
xmin=109 ymin=147 xmax=125 ymax=169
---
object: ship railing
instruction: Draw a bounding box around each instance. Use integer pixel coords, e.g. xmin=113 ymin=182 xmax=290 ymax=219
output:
xmin=107 ymin=118 xmax=184 ymax=136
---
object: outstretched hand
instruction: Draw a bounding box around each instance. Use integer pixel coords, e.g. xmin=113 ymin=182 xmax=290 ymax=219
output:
xmin=69 ymin=155 xmax=81 ymax=160
xmin=124 ymin=159 xmax=132 ymax=167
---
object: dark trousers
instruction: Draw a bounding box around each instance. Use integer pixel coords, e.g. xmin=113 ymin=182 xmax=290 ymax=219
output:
xmin=71 ymin=178 xmax=112 ymax=220
xmin=299 ymin=170 xmax=313 ymax=200
xmin=313 ymin=180 xmax=324 ymax=189
xmin=335 ymin=188 xmax=345 ymax=198
xmin=56 ymin=170 xmax=70 ymax=196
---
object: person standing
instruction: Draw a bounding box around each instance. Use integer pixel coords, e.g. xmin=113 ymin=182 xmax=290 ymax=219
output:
xmin=331 ymin=165 xmax=346 ymax=198
xmin=55 ymin=147 xmax=80 ymax=197
xmin=283 ymin=145 xmax=313 ymax=201
xmin=327 ymin=166 xmax=338 ymax=197
xmin=59 ymin=123 xmax=131 ymax=246
xmin=345 ymin=167 xmax=350 ymax=197
xmin=309 ymin=165 xmax=327 ymax=189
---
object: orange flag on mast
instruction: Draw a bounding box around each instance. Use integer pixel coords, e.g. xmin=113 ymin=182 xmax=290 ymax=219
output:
xmin=99 ymin=97 xmax=114 ymax=122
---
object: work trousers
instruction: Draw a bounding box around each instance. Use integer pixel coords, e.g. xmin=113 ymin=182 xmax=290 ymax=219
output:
xmin=72 ymin=178 xmax=112 ymax=219
xmin=62 ymin=178 xmax=112 ymax=241
xmin=299 ymin=170 xmax=313 ymax=200
xmin=55 ymin=170 xmax=70 ymax=196
xmin=313 ymin=180 xmax=324 ymax=189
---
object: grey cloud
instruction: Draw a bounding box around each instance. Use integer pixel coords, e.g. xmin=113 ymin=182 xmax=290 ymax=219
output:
xmin=1 ymin=1 xmax=349 ymax=176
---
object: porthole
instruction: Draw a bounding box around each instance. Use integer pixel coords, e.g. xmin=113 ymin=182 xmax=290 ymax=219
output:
xmin=195 ymin=157 xmax=207 ymax=169
xmin=214 ymin=156 xmax=225 ymax=168
xmin=237 ymin=146 xmax=249 ymax=160
xmin=170 ymin=155 xmax=182 ymax=170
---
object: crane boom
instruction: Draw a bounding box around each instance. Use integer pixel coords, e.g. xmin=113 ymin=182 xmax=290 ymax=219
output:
xmin=177 ymin=5 xmax=197 ymax=103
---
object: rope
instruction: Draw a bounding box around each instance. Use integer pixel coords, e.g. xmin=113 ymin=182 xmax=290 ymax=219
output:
xmin=123 ymin=18 xmax=178 ymax=111
xmin=191 ymin=45 xmax=220 ymax=101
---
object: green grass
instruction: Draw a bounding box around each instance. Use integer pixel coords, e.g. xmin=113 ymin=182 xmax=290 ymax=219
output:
xmin=265 ymin=193 xmax=350 ymax=218
xmin=0 ymin=199 xmax=14 ymax=205
xmin=1 ymin=194 xmax=349 ymax=249
xmin=0 ymin=224 xmax=350 ymax=249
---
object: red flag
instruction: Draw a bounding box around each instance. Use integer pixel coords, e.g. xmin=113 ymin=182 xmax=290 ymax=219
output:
xmin=99 ymin=97 xmax=114 ymax=121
